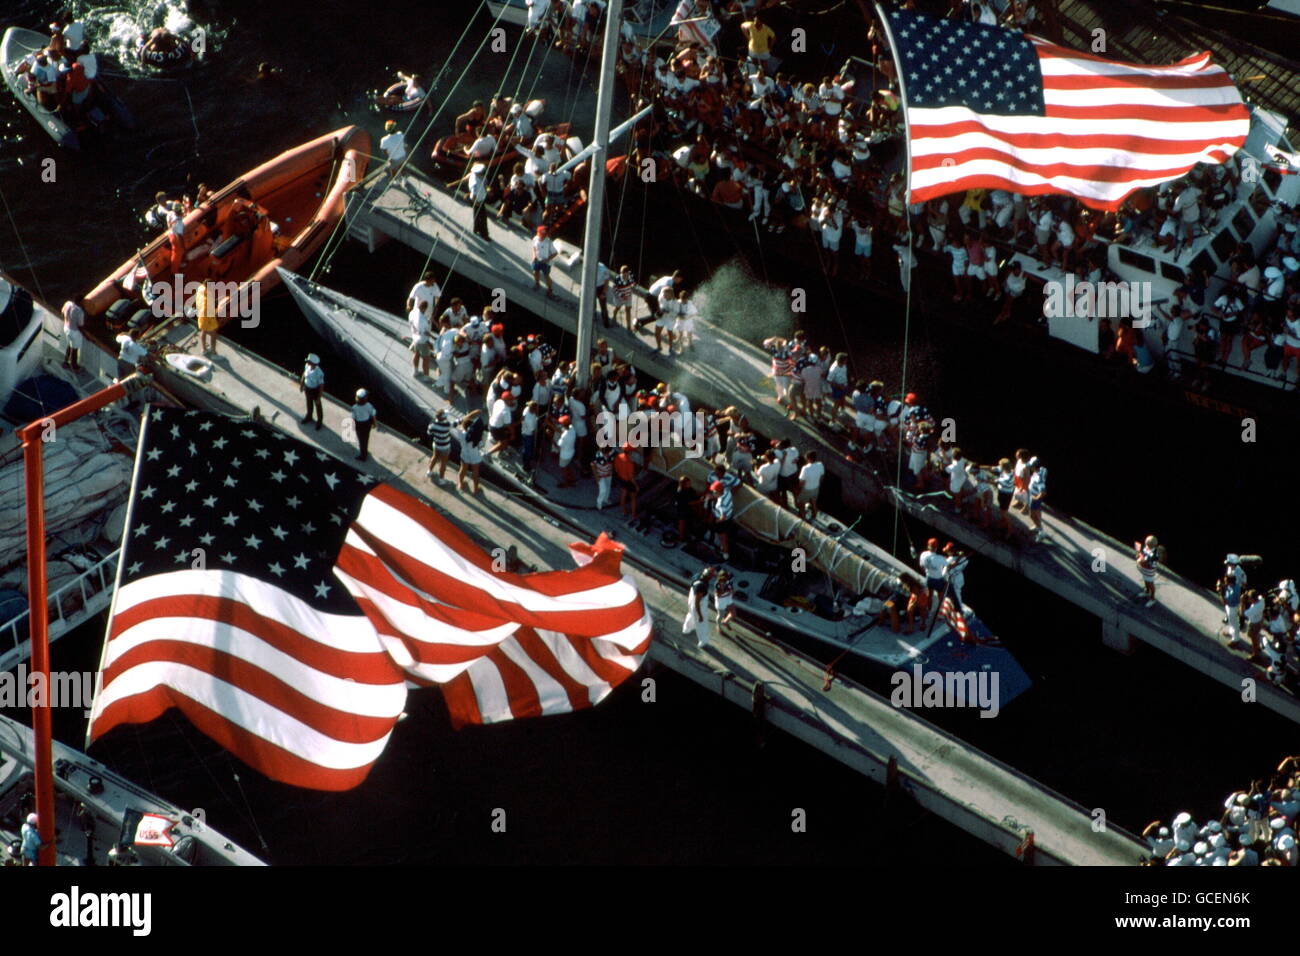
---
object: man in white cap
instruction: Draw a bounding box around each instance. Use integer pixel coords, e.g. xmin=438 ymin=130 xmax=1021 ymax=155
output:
xmin=1142 ymin=821 xmax=1174 ymax=859
xmin=1219 ymin=555 xmax=1245 ymax=646
xmin=1172 ymin=811 xmax=1197 ymax=851
xmin=466 ymin=162 xmax=491 ymax=241
xmin=351 ymin=388 xmax=377 ymax=462
xmin=300 ymin=354 xmax=325 ymax=430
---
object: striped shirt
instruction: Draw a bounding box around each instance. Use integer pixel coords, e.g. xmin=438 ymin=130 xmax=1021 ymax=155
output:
xmin=711 ymin=486 xmax=734 ymax=520
xmin=428 ymin=418 xmax=452 ymax=451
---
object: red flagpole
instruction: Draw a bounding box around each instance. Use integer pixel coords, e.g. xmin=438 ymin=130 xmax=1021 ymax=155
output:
xmin=20 ymin=379 xmax=131 ymax=865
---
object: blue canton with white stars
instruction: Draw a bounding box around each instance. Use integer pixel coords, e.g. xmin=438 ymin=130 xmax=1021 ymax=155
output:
xmin=889 ymin=9 xmax=1045 ymax=115
xmin=119 ymin=406 xmax=376 ymax=615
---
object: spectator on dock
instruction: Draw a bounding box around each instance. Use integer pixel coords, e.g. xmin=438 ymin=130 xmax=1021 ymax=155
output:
xmin=796 ymin=450 xmax=824 ymax=520
xmin=919 ymin=537 xmax=947 ymax=607
xmin=454 ymin=410 xmax=486 ymax=494
xmin=407 ymin=271 xmax=442 ymax=316
xmin=1026 ymin=460 xmax=1046 ymax=541
xmin=61 ymin=297 xmax=84 ymax=370
xmin=713 ymin=568 xmax=736 ymax=630
xmin=426 ymin=410 xmax=452 ymax=482
xmin=684 ymin=565 xmax=717 ymax=649
xmin=298 ymin=353 xmax=324 ymax=430
xmin=531 ymin=226 xmax=559 ymax=298
xmin=351 ymin=388 xmax=377 ymax=463
xmin=408 ymin=299 xmax=432 ymax=377
xmin=1135 ymin=535 xmax=1162 ymax=605
xmin=615 ymin=442 xmax=639 ymax=517
xmin=467 ymin=162 xmax=492 ymax=241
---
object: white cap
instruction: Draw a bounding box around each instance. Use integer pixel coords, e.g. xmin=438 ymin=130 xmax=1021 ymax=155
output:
xmin=355 ymin=388 xmax=368 ymax=400
xmin=1194 ymin=841 xmax=1209 ymax=856
xmin=1270 ymin=816 xmax=1285 ymax=830
xmin=1210 ymin=833 xmax=1227 ymax=849
xmin=26 ymin=813 xmax=37 ymax=825
xmin=509 ymin=103 xmax=523 ymax=114
xmin=1226 ymin=554 xmax=1240 ymax=565
xmin=1158 ymin=826 xmax=1170 ymax=838
xmin=471 ymin=162 xmax=487 ymax=173
xmin=1265 ymin=266 xmax=1283 ymax=279
xmin=1283 ymin=256 xmax=1299 ymax=271
xmin=1173 ymin=811 xmax=1193 ymax=827
xmin=1279 ymin=834 xmax=1296 ymax=851
xmin=307 ymin=353 xmax=320 ymax=364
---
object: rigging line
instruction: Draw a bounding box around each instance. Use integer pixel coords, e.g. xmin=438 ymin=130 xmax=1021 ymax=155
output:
xmin=182 ymin=83 xmax=200 ymax=156
xmin=413 ymin=28 xmax=550 ymax=299
xmin=229 ymin=765 xmax=271 ymax=853
xmin=311 ymin=0 xmax=505 ymax=280
xmin=609 ymin=44 xmax=659 ymax=252
xmin=0 ymin=182 xmax=45 ymax=302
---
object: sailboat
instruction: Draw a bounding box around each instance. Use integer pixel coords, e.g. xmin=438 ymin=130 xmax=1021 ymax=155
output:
xmin=277 ymin=268 xmax=1033 ymax=705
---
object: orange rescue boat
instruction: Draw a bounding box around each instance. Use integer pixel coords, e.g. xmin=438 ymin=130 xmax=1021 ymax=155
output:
xmin=83 ymin=125 xmax=371 ymax=337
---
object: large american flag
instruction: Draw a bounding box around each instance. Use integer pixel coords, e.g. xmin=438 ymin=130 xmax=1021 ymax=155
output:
xmin=884 ymin=8 xmax=1250 ymax=210
xmin=88 ymin=407 xmax=652 ymax=791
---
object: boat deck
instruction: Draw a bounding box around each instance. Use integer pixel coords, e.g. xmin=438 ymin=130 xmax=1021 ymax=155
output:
xmin=343 ymin=169 xmax=1300 ymax=726
xmin=146 ymin=327 xmax=1146 ymax=866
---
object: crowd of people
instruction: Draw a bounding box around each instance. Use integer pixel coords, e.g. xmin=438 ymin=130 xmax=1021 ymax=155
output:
xmin=11 ymin=17 xmax=95 ymax=120
xmin=508 ymin=0 xmax=1300 ymax=397
xmin=1143 ymin=755 xmax=1300 ymax=866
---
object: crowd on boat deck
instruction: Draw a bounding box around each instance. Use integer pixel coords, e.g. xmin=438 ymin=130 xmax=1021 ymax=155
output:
xmin=1144 ymin=755 xmax=1300 ymax=866
xmin=508 ymin=0 xmax=1300 ymax=394
xmin=10 ymin=18 xmax=94 ymax=118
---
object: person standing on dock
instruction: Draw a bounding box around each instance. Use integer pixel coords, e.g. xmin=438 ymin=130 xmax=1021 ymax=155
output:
xmin=114 ymin=328 xmax=150 ymax=408
xmin=455 ymin=411 xmax=486 ymax=494
xmin=1219 ymin=565 xmax=1244 ymax=649
xmin=467 ymin=162 xmax=492 ymax=242
xmin=300 ymin=354 xmax=324 ymax=430
xmin=351 ymin=389 xmax=377 ymax=462
xmin=434 ymin=316 xmax=455 ymax=394
xmin=426 ymin=410 xmax=452 ymax=482
xmin=380 ymin=120 xmax=406 ymax=174
xmin=919 ymin=538 xmax=947 ymax=615
xmin=592 ymin=447 xmax=614 ymax=510
xmin=531 ymin=226 xmax=558 ymax=298
xmin=408 ymin=299 xmax=432 ymax=377
xmin=1135 ymin=535 xmax=1162 ymax=605
xmin=795 ymin=451 xmax=824 ymax=521
xmin=1026 ymin=459 xmax=1047 ymax=540
xmin=683 ymin=566 xmax=717 ymax=649
xmin=61 ymin=297 xmax=84 ymax=371
xmin=614 ymin=442 xmax=639 ymax=517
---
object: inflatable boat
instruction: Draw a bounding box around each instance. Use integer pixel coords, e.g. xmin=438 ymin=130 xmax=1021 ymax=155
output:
xmin=80 ymin=125 xmax=371 ymax=341
xmin=0 ymin=27 xmax=135 ymax=149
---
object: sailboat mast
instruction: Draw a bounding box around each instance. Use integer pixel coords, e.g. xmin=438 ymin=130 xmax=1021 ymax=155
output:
xmin=574 ymin=0 xmax=624 ymax=390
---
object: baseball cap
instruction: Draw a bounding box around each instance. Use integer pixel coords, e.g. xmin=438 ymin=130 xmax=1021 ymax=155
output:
xmin=355 ymin=388 xmax=368 ymax=400
xmin=307 ymin=353 xmax=320 ymax=364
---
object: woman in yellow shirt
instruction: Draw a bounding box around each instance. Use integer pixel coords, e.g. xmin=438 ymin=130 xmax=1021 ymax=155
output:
xmin=741 ymin=17 xmax=775 ymax=69
xmin=195 ymin=282 xmax=220 ymax=355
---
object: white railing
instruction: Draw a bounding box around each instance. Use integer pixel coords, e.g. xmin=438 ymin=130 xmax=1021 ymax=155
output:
xmin=0 ymin=549 xmax=119 ymax=672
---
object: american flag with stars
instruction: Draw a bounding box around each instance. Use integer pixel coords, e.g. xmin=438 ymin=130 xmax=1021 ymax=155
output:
xmin=89 ymin=406 xmax=652 ymax=791
xmin=884 ymin=8 xmax=1250 ymax=210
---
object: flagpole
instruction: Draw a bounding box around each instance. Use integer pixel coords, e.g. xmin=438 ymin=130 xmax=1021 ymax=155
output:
xmin=872 ymin=4 xmax=913 ymax=205
xmin=574 ymin=0 xmax=624 ymax=391
xmin=20 ymin=378 xmax=133 ymax=866
xmin=85 ymin=400 xmax=153 ymax=747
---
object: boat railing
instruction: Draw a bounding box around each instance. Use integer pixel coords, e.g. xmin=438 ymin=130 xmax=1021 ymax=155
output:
xmin=0 ymin=549 xmax=119 ymax=670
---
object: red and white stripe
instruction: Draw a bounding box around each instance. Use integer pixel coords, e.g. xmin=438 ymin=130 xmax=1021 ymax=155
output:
xmin=907 ymin=41 xmax=1250 ymax=210
xmin=939 ymin=595 xmax=971 ymax=644
xmin=89 ymin=569 xmax=409 ymax=792
xmin=333 ymin=484 xmax=652 ymax=726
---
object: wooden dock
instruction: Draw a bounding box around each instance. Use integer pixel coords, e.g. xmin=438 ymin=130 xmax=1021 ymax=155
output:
xmin=344 ymin=170 xmax=1300 ymax=726
xmin=131 ymin=326 xmax=1146 ymax=866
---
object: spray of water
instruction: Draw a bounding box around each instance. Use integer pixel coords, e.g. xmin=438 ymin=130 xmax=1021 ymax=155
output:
xmin=70 ymin=0 xmax=222 ymax=71
xmin=694 ymin=258 xmax=792 ymax=345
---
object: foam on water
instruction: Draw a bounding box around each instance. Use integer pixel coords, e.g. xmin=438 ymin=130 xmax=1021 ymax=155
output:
xmin=72 ymin=0 xmax=217 ymax=70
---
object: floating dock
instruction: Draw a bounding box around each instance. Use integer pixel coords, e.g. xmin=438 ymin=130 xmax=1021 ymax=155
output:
xmin=126 ymin=322 xmax=1145 ymax=866
xmin=344 ymin=170 xmax=1300 ymax=725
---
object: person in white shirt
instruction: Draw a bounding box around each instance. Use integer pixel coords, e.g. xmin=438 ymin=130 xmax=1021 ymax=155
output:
xmin=820 ymin=204 xmax=844 ymax=277
xmin=408 ymin=299 xmax=432 ymax=376
xmin=441 ymin=298 xmax=470 ymax=328
xmin=753 ymin=451 xmax=782 ymax=501
xmin=531 ymin=226 xmax=558 ymax=296
xmin=61 ymin=298 xmax=85 ymax=370
xmin=379 ymin=120 xmax=406 ymax=172
xmin=466 ymin=162 xmax=491 ymax=240
xmin=795 ymin=451 xmax=825 ymax=520
xmin=554 ymin=415 xmax=578 ymax=486
xmin=946 ymin=448 xmax=972 ymax=511
xmin=526 ymin=0 xmax=552 ymax=31
xmin=487 ymin=391 xmax=516 ymax=453
xmin=468 ymin=128 xmax=498 ymax=161
xmin=407 ymin=272 xmax=441 ymax=315
xmin=918 ymin=538 xmax=948 ymax=619
xmin=434 ymin=318 xmax=456 ymax=393
xmin=673 ymin=289 xmax=699 ymax=353
xmin=351 ymin=389 xmax=378 ymax=462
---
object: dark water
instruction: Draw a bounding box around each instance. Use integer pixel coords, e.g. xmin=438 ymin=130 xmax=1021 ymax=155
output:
xmin=2 ymin=0 xmax=1295 ymax=864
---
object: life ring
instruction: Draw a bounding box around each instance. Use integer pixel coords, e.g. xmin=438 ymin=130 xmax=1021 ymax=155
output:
xmin=379 ymin=82 xmax=425 ymax=113
xmin=164 ymin=352 xmax=213 ymax=378
xmin=139 ymin=41 xmax=192 ymax=71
